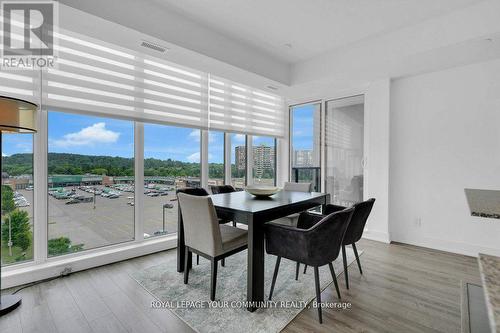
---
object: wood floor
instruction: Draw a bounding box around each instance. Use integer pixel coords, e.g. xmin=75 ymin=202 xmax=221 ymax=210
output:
xmin=0 ymin=239 xmax=480 ymax=333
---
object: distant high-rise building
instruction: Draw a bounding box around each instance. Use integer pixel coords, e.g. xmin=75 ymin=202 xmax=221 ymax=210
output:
xmin=235 ymin=146 xmax=246 ymax=171
xmin=294 ymin=149 xmax=313 ymax=167
xmin=253 ymin=144 xmax=275 ymax=178
xmin=234 ymin=144 xmax=275 ymax=177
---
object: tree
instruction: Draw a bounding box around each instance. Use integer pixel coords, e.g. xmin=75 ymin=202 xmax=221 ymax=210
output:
xmin=1 ymin=185 xmax=15 ymax=214
xmin=48 ymin=237 xmax=84 ymax=256
xmin=1 ymin=209 xmax=31 ymax=251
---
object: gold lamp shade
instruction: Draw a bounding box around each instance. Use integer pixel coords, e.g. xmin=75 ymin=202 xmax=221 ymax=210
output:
xmin=0 ymin=96 xmax=38 ymax=133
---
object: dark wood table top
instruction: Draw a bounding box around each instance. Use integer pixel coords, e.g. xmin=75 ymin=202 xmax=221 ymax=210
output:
xmin=210 ymin=190 xmax=328 ymax=213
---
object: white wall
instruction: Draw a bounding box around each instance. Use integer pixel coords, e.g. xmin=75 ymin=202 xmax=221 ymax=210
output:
xmin=364 ymin=80 xmax=391 ymax=243
xmin=390 ymin=58 xmax=500 ymax=256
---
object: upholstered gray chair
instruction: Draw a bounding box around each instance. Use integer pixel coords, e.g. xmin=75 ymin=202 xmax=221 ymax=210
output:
xmin=178 ymin=193 xmax=248 ymax=301
xmin=265 ymin=208 xmax=354 ymax=324
xmin=272 ymin=182 xmax=312 ymax=226
xmin=301 ymin=198 xmax=376 ymax=289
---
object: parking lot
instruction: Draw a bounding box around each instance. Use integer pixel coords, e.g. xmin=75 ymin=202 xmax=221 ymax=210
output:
xmin=18 ymin=185 xmax=179 ymax=252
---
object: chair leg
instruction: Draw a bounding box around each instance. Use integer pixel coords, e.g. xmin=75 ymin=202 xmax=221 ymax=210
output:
xmin=328 ymin=263 xmax=341 ymax=299
xmin=232 ymin=221 xmax=237 ymax=227
xmin=221 ymin=258 xmax=225 ymax=267
xmin=303 ymin=264 xmax=308 ymax=274
xmin=196 ymin=254 xmax=199 ymax=265
xmin=184 ymin=248 xmax=190 ymax=284
xmin=352 ymin=243 xmax=363 ymax=275
xmin=313 ymin=267 xmax=323 ymax=324
xmin=210 ymin=259 xmax=218 ymax=301
xmin=295 ymin=262 xmax=300 ymax=281
xmin=269 ymin=256 xmax=281 ymax=300
xmin=342 ymin=245 xmax=349 ymax=289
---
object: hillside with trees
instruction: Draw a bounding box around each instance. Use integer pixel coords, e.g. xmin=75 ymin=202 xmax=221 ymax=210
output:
xmin=2 ymin=153 xmax=223 ymax=178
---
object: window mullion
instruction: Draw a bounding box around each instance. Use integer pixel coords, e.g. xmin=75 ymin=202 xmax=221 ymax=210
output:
xmin=34 ymin=107 xmax=48 ymax=263
xmin=246 ymin=135 xmax=253 ymax=186
xmin=224 ymin=133 xmax=231 ymax=185
xmin=200 ymin=130 xmax=209 ymax=189
xmin=134 ymin=122 xmax=144 ymax=241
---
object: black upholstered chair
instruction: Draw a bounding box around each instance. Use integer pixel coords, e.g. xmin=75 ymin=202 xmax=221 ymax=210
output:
xmin=210 ymin=185 xmax=236 ymax=194
xmin=265 ymin=208 xmax=354 ymax=324
xmin=210 ymin=185 xmax=238 ymax=227
xmin=302 ymin=198 xmax=375 ymax=289
xmin=325 ymin=198 xmax=375 ymax=289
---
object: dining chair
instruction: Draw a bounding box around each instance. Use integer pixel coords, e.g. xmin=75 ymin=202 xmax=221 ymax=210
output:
xmin=210 ymin=185 xmax=237 ymax=227
xmin=301 ymin=198 xmax=376 ymax=289
xmin=272 ymin=182 xmax=312 ymax=226
xmin=177 ymin=187 xmax=230 ymax=266
xmin=178 ymin=193 xmax=248 ymax=301
xmin=265 ymin=208 xmax=354 ymax=324
xmin=210 ymin=184 xmax=236 ymax=194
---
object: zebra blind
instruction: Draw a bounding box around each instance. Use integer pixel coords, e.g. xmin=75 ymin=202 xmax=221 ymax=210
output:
xmin=209 ymin=75 xmax=285 ymax=137
xmin=43 ymin=29 xmax=209 ymax=129
xmin=2 ymin=24 xmax=284 ymax=136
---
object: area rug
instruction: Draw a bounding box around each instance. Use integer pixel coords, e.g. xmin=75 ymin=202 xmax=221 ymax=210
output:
xmin=131 ymin=248 xmax=359 ymax=333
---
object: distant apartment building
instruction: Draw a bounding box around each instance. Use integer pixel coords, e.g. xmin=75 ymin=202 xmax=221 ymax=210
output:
xmin=235 ymin=146 xmax=247 ymax=171
xmin=235 ymin=144 xmax=275 ymax=177
xmin=293 ymin=149 xmax=314 ymax=167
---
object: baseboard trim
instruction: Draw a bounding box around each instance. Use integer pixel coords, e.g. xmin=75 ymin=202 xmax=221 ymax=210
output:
xmin=362 ymin=229 xmax=390 ymax=243
xmin=2 ymin=237 xmax=177 ymax=289
xmin=390 ymin=234 xmax=500 ymax=257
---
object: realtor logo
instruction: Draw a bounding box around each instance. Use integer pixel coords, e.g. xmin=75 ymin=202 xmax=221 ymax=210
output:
xmin=1 ymin=1 xmax=58 ymax=68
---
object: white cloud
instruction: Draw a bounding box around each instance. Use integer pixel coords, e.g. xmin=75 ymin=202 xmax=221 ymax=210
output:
xmin=2 ymin=153 xmax=8 ymax=157
xmin=186 ymin=152 xmax=200 ymax=163
xmin=52 ymin=122 xmax=120 ymax=147
xmin=189 ymin=129 xmax=200 ymax=142
xmin=185 ymin=152 xmax=213 ymax=163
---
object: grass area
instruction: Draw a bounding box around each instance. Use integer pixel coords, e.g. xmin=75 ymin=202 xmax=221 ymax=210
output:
xmin=1 ymin=242 xmax=33 ymax=266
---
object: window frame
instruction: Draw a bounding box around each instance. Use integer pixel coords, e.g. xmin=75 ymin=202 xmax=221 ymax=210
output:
xmin=2 ymin=109 xmax=280 ymax=287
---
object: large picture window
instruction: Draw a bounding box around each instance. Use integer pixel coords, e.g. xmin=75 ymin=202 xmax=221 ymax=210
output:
xmin=1 ymin=133 xmax=34 ymax=266
xmin=47 ymin=112 xmax=135 ymax=256
xmin=290 ymin=103 xmax=321 ymax=191
xmin=143 ymin=124 xmax=200 ymax=237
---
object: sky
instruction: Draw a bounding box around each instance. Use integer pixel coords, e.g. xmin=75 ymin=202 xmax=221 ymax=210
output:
xmin=2 ymin=107 xmax=315 ymax=162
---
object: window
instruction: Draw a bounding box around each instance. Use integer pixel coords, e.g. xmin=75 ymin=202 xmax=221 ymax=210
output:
xmin=230 ymin=133 xmax=246 ymax=189
xmin=290 ymin=103 xmax=321 ymax=191
xmin=252 ymin=136 xmax=276 ymax=186
xmin=1 ymin=133 xmax=34 ymax=266
xmin=143 ymin=124 xmax=200 ymax=237
xmin=208 ymin=131 xmax=225 ymax=187
xmin=47 ymin=112 xmax=134 ymax=256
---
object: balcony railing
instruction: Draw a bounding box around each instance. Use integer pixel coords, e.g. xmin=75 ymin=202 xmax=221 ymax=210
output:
xmin=291 ymin=167 xmax=321 ymax=192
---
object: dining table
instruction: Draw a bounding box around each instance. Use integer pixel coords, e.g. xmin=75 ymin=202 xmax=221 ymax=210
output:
xmin=176 ymin=190 xmax=330 ymax=311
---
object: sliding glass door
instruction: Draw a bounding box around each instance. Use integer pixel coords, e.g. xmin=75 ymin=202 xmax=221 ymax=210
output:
xmin=325 ymin=95 xmax=365 ymax=206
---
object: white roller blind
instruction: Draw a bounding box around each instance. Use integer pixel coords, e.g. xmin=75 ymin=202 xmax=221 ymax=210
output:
xmin=43 ymin=30 xmax=209 ymax=129
xmin=209 ymin=75 xmax=285 ymax=137
xmin=2 ymin=22 xmax=284 ymax=136
xmin=0 ymin=16 xmax=40 ymax=103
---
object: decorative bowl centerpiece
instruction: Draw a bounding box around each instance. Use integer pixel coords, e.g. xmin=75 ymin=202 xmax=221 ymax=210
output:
xmin=245 ymin=185 xmax=280 ymax=197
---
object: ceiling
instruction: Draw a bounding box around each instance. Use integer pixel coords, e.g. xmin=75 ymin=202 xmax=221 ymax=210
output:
xmin=150 ymin=0 xmax=483 ymax=63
